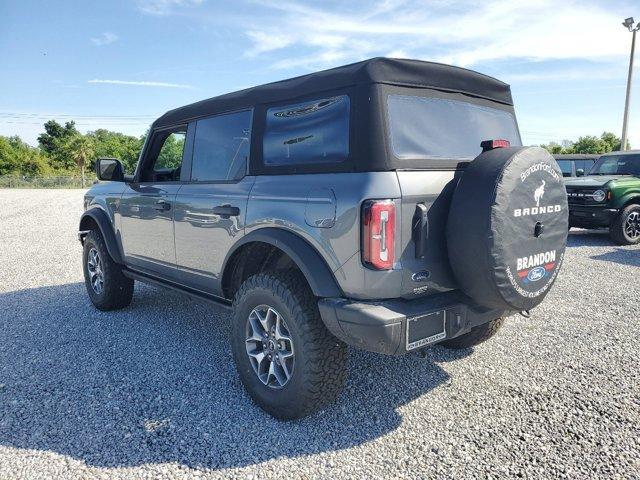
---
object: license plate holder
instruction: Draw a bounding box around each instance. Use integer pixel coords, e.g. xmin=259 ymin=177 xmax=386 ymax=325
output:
xmin=406 ymin=310 xmax=446 ymax=350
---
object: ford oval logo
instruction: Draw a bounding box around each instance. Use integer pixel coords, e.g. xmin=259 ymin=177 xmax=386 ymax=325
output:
xmin=527 ymin=266 xmax=546 ymax=282
xmin=412 ymin=271 xmax=430 ymax=282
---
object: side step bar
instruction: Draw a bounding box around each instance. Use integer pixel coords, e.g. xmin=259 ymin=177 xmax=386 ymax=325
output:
xmin=122 ymin=269 xmax=232 ymax=310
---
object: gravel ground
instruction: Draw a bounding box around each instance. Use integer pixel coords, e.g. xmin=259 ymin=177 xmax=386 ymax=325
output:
xmin=0 ymin=188 xmax=638 ymax=479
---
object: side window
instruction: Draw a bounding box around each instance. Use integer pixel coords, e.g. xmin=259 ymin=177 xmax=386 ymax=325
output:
xmin=142 ymin=129 xmax=186 ymax=182
xmin=263 ymin=95 xmax=349 ymax=166
xmin=191 ymin=110 xmax=252 ymax=182
xmin=556 ymin=160 xmax=572 ymax=177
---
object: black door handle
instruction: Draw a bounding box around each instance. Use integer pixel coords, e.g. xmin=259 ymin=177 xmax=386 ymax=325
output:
xmin=154 ymin=200 xmax=171 ymax=211
xmin=212 ymin=204 xmax=240 ymax=218
xmin=412 ymin=203 xmax=428 ymax=259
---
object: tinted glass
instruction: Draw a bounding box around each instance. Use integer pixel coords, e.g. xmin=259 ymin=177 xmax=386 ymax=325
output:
xmin=590 ymin=154 xmax=640 ymax=175
xmin=263 ymin=95 xmax=349 ymax=166
xmin=191 ymin=110 xmax=252 ymax=181
xmin=580 ymin=159 xmax=595 ymax=173
xmin=556 ymin=160 xmax=573 ymax=177
xmin=387 ymin=94 xmax=521 ymax=160
xmin=155 ymin=132 xmax=186 ymax=171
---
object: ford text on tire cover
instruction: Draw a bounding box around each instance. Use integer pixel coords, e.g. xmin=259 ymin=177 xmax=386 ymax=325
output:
xmin=78 ymin=58 xmax=568 ymax=419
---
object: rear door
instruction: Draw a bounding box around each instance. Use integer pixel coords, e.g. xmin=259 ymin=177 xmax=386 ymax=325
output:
xmin=173 ymin=109 xmax=254 ymax=296
xmin=119 ymin=126 xmax=190 ymax=281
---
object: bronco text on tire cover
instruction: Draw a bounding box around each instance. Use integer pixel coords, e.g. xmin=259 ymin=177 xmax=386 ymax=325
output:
xmin=447 ymin=146 xmax=569 ymax=312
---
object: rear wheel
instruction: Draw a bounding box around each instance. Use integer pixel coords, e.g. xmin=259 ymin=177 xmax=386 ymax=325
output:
xmin=440 ymin=317 xmax=505 ymax=350
xmin=82 ymin=230 xmax=134 ymax=311
xmin=610 ymin=204 xmax=640 ymax=245
xmin=231 ymin=271 xmax=347 ymax=420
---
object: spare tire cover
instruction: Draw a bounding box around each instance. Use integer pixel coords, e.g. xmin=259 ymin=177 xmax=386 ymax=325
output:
xmin=446 ymin=146 xmax=568 ymax=311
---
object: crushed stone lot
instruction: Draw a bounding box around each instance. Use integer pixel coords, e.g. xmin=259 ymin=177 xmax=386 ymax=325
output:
xmin=0 ymin=188 xmax=638 ymax=479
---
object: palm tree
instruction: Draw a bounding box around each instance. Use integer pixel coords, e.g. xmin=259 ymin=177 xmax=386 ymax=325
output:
xmin=64 ymin=135 xmax=95 ymax=188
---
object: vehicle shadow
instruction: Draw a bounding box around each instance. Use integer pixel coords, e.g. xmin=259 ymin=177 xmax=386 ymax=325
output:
xmin=590 ymin=248 xmax=640 ymax=267
xmin=567 ymin=229 xmax=612 ymax=247
xmin=0 ymin=282 xmax=469 ymax=471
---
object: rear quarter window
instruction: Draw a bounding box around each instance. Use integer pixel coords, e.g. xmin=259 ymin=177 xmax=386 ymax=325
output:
xmin=263 ymin=95 xmax=349 ymax=166
xmin=556 ymin=160 xmax=573 ymax=177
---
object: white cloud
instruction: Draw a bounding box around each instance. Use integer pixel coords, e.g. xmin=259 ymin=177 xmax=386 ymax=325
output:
xmin=90 ymin=32 xmax=118 ymax=46
xmin=243 ymin=0 xmax=632 ymax=71
xmin=88 ymin=79 xmax=193 ymax=88
xmin=245 ymin=31 xmax=294 ymax=57
xmin=137 ymin=0 xmax=204 ymax=16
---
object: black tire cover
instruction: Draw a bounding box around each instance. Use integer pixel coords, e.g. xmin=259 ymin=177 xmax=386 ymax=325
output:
xmin=446 ymin=146 xmax=568 ymax=311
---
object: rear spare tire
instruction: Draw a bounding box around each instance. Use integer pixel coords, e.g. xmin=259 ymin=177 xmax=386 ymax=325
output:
xmin=446 ymin=146 xmax=568 ymax=311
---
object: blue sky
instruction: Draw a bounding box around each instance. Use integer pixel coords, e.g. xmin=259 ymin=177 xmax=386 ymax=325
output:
xmin=1 ymin=0 xmax=639 ymax=147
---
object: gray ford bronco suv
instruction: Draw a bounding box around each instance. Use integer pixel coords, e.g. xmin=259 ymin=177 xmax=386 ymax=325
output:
xmin=79 ymin=58 xmax=568 ymax=419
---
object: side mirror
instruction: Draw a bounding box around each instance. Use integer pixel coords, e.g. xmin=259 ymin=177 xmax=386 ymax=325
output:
xmin=96 ymin=158 xmax=125 ymax=182
xmin=576 ymin=168 xmax=585 ymax=177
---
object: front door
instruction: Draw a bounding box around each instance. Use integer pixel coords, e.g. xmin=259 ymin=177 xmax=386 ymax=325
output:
xmin=120 ymin=126 xmax=189 ymax=280
xmin=173 ymin=109 xmax=254 ymax=296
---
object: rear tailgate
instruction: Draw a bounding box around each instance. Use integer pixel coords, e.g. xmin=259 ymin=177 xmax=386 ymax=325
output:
xmin=396 ymin=170 xmax=459 ymax=299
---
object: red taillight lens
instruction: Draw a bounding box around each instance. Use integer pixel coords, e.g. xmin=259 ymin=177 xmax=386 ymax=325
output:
xmin=362 ymin=199 xmax=396 ymax=270
xmin=480 ymin=139 xmax=510 ymax=151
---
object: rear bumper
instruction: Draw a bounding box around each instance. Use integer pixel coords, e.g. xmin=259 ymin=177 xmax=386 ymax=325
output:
xmin=318 ymin=291 xmax=507 ymax=355
xmin=569 ymin=206 xmax=618 ymax=228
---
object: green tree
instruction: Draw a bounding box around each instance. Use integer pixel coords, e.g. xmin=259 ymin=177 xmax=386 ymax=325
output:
xmin=540 ymin=141 xmax=566 ymax=154
xmin=571 ymin=135 xmax=606 ymax=154
xmin=542 ymin=132 xmax=629 ymax=155
xmin=599 ymin=131 xmax=630 ymax=152
xmin=0 ymin=135 xmax=51 ymax=176
xmin=37 ymin=120 xmax=79 ymax=170
xmin=63 ymin=135 xmax=95 ymax=187
xmin=87 ymin=129 xmax=144 ymax=173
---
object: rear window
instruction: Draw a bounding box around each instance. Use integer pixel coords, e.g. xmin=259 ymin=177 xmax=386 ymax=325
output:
xmin=387 ymin=94 xmax=521 ymax=160
xmin=263 ymin=95 xmax=349 ymax=166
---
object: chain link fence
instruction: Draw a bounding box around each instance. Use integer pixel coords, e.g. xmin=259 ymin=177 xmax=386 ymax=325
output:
xmin=0 ymin=175 xmax=97 ymax=189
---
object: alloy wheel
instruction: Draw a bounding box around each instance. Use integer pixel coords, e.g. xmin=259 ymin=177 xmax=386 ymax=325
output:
xmin=625 ymin=211 xmax=640 ymax=239
xmin=87 ymin=247 xmax=104 ymax=294
xmin=245 ymin=305 xmax=294 ymax=388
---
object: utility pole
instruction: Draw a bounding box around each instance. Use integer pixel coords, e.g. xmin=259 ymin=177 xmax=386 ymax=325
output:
xmin=621 ymin=17 xmax=639 ymax=151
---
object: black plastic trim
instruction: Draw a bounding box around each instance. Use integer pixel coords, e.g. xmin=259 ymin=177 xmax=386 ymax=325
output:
xmin=123 ymin=268 xmax=232 ymax=310
xmin=79 ymin=208 xmax=124 ymax=264
xmin=318 ymin=290 xmax=507 ymax=355
xmin=221 ymin=228 xmax=342 ymax=298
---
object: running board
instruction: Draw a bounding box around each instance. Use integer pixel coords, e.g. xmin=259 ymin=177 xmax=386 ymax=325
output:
xmin=122 ymin=269 xmax=232 ymax=310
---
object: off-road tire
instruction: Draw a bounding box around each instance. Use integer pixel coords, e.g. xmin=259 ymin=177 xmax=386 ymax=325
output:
xmin=440 ymin=317 xmax=505 ymax=350
xmin=609 ymin=204 xmax=640 ymax=245
xmin=231 ymin=271 xmax=347 ymax=420
xmin=82 ymin=229 xmax=134 ymax=311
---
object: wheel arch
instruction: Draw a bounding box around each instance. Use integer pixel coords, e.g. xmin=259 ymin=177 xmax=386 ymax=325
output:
xmin=621 ymin=194 xmax=640 ymax=208
xmin=221 ymin=228 xmax=343 ymax=300
xmin=79 ymin=208 xmax=124 ymax=264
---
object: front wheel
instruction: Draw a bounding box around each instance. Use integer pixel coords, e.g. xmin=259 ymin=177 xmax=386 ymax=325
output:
xmin=610 ymin=204 xmax=640 ymax=245
xmin=230 ymin=272 xmax=347 ymax=420
xmin=440 ymin=317 xmax=505 ymax=350
xmin=82 ymin=230 xmax=134 ymax=311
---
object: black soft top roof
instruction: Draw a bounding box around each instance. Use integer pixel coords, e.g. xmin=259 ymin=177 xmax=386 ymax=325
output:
xmin=154 ymin=57 xmax=513 ymax=128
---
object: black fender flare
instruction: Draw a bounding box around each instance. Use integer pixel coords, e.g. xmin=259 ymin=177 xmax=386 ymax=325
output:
xmin=221 ymin=228 xmax=342 ymax=298
xmin=79 ymin=208 xmax=124 ymax=264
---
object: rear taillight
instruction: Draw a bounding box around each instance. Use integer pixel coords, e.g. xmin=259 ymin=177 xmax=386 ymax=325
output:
xmin=362 ymin=199 xmax=396 ymax=270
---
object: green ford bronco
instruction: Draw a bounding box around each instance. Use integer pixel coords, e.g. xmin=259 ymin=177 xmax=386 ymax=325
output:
xmin=565 ymin=150 xmax=640 ymax=245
